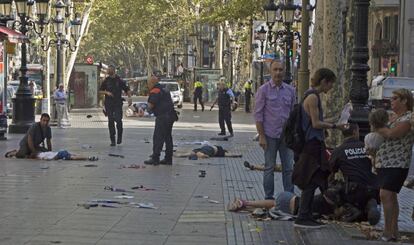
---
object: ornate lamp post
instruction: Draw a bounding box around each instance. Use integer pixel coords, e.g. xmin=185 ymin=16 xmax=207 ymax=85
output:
xmin=7 ymin=0 xmax=50 ymax=133
xmin=257 ymin=26 xmax=267 ymax=86
xmin=263 ymin=0 xmax=299 ymax=84
xmin=349 ymin=0 xmax=371 ymax=138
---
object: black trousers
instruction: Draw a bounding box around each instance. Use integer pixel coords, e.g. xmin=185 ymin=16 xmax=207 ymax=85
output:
xmin=218 ymin=108 xmax=233 ymax=134
xmin=193 ymin=94 xmax=204 ymax=111
xmin=152 ymin=116 xmax=174 ymax=161
xmin=245 ymin=93 xmax=251 ymax=112
xmin=107 ymin=105 xmax=123 ymax=143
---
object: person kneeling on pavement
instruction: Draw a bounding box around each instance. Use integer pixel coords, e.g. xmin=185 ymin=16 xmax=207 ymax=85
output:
xmin=13 ymin=113 xmax=52 ymax=159
xmin=328 ymin=123 xmax=381 ymax=225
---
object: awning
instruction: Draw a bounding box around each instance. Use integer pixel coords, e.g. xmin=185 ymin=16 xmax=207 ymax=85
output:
xmin=0 ymin=26 xmax=28 ymax=43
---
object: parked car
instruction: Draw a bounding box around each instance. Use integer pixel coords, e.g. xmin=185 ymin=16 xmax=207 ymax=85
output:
xmin=159 ymin=79 xmax=183 ymax=108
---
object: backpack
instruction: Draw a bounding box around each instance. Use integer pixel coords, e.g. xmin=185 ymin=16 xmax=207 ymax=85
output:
xmin=282 ymin=91 xmax=317 ymax=153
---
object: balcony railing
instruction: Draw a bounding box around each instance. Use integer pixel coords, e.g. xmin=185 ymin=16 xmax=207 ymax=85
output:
xmin=371 ymin=39 xmax=399 ymax=58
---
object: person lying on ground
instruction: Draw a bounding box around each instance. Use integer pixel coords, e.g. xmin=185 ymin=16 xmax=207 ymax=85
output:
xmin=175 ymin=144 xmax=242 ymax=159
xmin=14 ymin=113 xmax=53 ymax=159
xmin=243 ymin=161 xmax=282 ymax=172
xmin=5 ymin=149 xmax=98 ymax=161
xmin=125 ymin=102 xmax=154 ymax=117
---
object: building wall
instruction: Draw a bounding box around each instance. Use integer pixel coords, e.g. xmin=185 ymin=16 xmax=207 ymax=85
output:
xmin=399 ymin=0 xmax=414 ymax=77
xmin=368 ymin=1 xmax=399 ymax=84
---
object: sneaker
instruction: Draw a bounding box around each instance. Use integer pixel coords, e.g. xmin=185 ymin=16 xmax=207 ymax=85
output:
xmin=160 ymin=159 xmax=172 ymax=165
xmin=229 ymin=133 xmax=234 ymax=137
xmin=144 ymin=158 xmax=159 ymax=166
xmin=110 ymin=142 xmax=116 ymax=147
xmin=243 ymin=161 xmax=255 ymax=170
xmin=218 ymin=132 xmax=226 ymax=136
xmin=294 ymin=219 xmax=325 ymax=229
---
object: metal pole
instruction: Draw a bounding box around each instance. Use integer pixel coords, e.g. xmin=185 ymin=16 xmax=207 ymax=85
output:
xmin=9 ymin=14 xmax=35 ymax=133
xmin=260 ymin=40 xmax=265 ymax=85
xmin=349 ymin=0 xmax=371 ymax=139
xmin=284 ymin=23 xmax=292 ymax=84
xmin=230 ymin=52 xmax=233 ymax=87
xmin=298 ymin=0 xmax=311 ymax=100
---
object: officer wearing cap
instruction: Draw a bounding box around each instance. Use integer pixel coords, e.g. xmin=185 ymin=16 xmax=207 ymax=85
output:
xmin=211 ymin=79 xmax=235 ymax=137
xmin=99 ymin=65 xmax=132 ymax=146
xmin=144 ymin=76 xmax=177 ymax=165
xmin=193 ymin=78 xmax=204 ymax=111
xmin=244 ymin=80 xmax=254 ymax=112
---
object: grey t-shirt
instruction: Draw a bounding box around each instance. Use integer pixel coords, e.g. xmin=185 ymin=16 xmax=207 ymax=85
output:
xmin=19 ymin=122 xmax=52 ymax=148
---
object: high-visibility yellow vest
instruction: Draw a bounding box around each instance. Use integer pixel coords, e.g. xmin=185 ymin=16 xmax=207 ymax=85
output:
xmin=195 ymin=81 xmax=203 ymax=88
xmin=244 ymin=82 xmax=252 ymax=90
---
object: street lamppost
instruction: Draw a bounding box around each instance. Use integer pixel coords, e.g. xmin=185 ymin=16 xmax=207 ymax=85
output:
xmin=5 ymin=0 xmax=50 ymax=134
xmin=41 ymin=0 xmax=81 ymax=125
xmin=264 ymin=0 xmax=298 ymax=84
xmin=349 ymin=0 xmax=371 ymax=138
xmin=257 ymin=26 xmax=267 ymax=86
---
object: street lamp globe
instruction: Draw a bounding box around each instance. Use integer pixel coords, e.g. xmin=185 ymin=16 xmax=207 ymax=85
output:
xmin=70 ymin=12 xmax=81 ymax=40
xmin=15 ymin=0 xmax=30 ymax=16
xmin=36 ymin=0 xmax=50 ymax=17
xmin=257 ymin=26 xmax=267 ymax=42
xmin=264 ymin=0 xmax=278 ymax=26
xmin=54 ymin=0 xmax=65 ymax=17
xmin=0 ymin=0 xmax=12 ymax=17
xmin=282 ymin=3 xmax=297 ymax=24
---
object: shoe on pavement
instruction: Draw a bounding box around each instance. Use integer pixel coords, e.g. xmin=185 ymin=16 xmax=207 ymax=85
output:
xmin=243 ymin=161 xmax=255 ymax=170
xmin=229 ymin=133 xmax=234 ymax=137
xmin=160 ymin=159 xmax=172 ymax=165
xmin=218 ymin=132 xmax=226 ymax=136
xmin=366 ymin=199 xmax=381 ymax=225
xmin=110 ymin=142 xmax=116 ymax=147
xmin=144 ymin=158 xmax=159 ymax=166
xmin=294 ymin=219 xmax=325 ymax=229
xmin=88 ymin=156 xmax=99 ymax=161
xmin=117 ymin=138 xmax=122 ymax=145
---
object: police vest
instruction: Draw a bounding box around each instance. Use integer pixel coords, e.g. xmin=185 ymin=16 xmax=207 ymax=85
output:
xmin=218 ymin=89 xmax=231 ymax=109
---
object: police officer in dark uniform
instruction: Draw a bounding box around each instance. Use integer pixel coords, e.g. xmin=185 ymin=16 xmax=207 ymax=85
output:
xmin=211 ymin=80 xmax=234 ymax=137
xmin=99 ymin=65 xmax=132 ymax=146
xmin=144 ymin=76 xmax=177 ymax=165
xmin=329 ymin=123 xmax=380 ymax=225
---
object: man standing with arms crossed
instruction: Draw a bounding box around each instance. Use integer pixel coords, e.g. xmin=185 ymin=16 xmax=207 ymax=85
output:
xmin=254 ymin=60 xmax=296 ymax=198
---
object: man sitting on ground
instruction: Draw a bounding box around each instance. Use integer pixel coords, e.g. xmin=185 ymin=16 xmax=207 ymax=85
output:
xmin=13 ymin=113 xmax=52 ymax=159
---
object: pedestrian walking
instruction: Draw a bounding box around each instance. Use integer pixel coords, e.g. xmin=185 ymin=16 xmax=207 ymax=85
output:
xmin=193 ymin=78 xmax=204 ymax=111
xmin=254 ymin=59 xmax=296 ymax=197
xmin=373 ymin=88 xmax=414 ymax=241
xmin=292 ymin=68 xmax=346 ymax=229
xmin=244 ymin=80 xmax=254 ymax=112
xmin=211 ymin=80 xmax=235 ymax=137
xmin=144 ymin=76 xmax=178 ymax=166
xmin=99 ymin=65 xmax=132 ymax=146
xmin=54 ymin=83 xmax=68 ymax=128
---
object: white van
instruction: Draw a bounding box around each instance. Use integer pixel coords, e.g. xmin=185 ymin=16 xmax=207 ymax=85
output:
xmin=369 ymin=76 xmax=414 ymax=109
xmin=159 ymin=80 xmax=183 ymax=108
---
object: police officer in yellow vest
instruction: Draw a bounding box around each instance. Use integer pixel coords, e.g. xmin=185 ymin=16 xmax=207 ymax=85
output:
xmin=193 ymin=79 xmax=204 ymax=111
xmin=244 ymin=80 xmax=254 ymax=112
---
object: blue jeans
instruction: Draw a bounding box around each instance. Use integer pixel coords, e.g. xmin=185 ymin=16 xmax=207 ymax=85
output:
xmin=263 ymin=135 xmax=294 ymax=199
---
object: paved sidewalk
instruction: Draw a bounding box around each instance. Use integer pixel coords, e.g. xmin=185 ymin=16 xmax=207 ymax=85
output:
xmin=0 ymin=106 xmax=412 ymax=245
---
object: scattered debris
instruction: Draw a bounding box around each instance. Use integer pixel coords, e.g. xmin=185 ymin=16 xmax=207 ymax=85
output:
xmin=194 ymin=195 xmax=209 ymax=199
xmin=108 ymin=153 xmax=125 ymax=158
xmin=40 ymin=166 xmax=50 ymax=170
xmin=86 ymin=115 xmax=93 ymax=118
xmin=114 ymin=195 xmax=134 ymax=199
xmin=104 ymin=185 xmax=134 ymax=193
xmin=77 ymin=203 xmax=99 ymax=209
xmin=84 ymin=164 xmax=98 ymax=167
xmin=131 ymin=185 xmax=155 ymax=191
xmin=208 ymin=199 xmax=220 ymax=204
xmin=135 ymin=203 xmax=157 ymax=209
xmin=81 ymin=144 xmax=92 ymax=149
xmin=101 ymin=204 xmax=119 ymax=208
xmin=198 ymin=170 xmax=206 ymax=178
